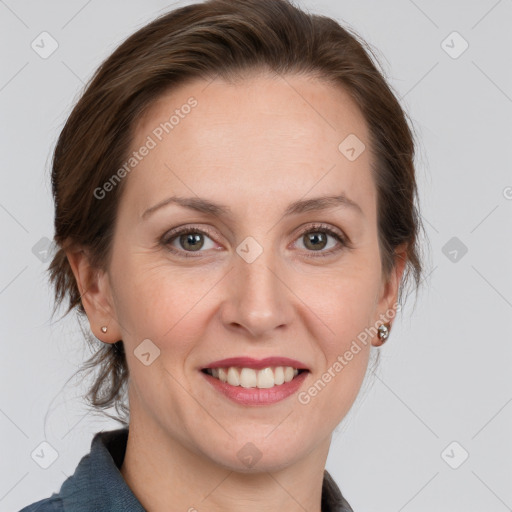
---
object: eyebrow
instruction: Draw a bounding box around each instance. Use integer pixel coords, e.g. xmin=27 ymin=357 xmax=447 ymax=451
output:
xmin=141 ymin=193 xmax=364 ymax=221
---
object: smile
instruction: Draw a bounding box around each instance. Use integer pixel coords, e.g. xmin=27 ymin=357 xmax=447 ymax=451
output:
xmin=202 ymin=366 xmax=306 ymax=389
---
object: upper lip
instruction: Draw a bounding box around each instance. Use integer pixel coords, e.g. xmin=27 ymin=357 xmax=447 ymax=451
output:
xmin=202 ymin=357 xmax=310 ymax=371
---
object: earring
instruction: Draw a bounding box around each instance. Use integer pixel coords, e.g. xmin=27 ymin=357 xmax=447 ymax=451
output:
xmin=375 ymin=323 xmax=390 ymax=346
xmin=101 ymin=326 xmax=108 ymax=333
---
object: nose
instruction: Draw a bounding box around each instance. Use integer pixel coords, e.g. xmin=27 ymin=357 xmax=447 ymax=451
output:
xmin=220 ymin=246 xmax=294 ymax=339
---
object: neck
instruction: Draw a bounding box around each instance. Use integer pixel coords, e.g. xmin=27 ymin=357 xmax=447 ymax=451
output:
xmin=120 ymin=409 xmax=330 ymax=512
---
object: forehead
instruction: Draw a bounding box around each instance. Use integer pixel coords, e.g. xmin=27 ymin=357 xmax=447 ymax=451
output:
xmin=122 ymin=73 xmax=375 ymax=220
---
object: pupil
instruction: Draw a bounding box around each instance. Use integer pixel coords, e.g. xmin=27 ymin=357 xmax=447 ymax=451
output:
xmin=181 ymin=233 xmax=203 ymax=251
xmin=306 ymin=232 xmax=326 ymax=250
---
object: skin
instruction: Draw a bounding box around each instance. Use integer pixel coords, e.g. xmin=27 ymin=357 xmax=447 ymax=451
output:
xmin=67 ymin=72 xmax=407 ymax=512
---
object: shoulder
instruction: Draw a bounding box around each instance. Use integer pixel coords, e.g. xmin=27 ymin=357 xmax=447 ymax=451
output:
xmin=322 ymin=470 xmax=354 ymax=512
xmin=18 ymin=494 xmax=63 ymax=511
xmin=18 ymin=428 xmax=143 ymax=512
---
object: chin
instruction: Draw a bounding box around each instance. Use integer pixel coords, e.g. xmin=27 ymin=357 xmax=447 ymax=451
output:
xmin=211 ymin=449 xmax=303 ymax=475
xmin=203 ymin=431 xmax=312 ymax=474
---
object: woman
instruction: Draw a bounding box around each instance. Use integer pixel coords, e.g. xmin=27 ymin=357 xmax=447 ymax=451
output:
xmin=20 ymin=0 xmax=424 ymax=510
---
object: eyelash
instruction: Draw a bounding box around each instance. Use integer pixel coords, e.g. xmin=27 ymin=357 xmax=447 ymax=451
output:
xmin=160 ymin=223 xmax=351 ymax=259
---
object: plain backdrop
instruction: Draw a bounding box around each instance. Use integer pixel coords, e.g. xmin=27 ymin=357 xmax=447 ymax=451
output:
xmin=1 ymin=1 xmax=511 ymax=511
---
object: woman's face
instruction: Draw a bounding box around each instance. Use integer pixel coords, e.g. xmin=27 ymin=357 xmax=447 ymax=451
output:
xmin=86 ymin=73 xmax=404 ymax=471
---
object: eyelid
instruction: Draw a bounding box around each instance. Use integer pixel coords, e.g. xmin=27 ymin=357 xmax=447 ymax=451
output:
xmin=160 ymin=222 xmax=352 ymax=257
xmin=160 ymin=224 xmax=221 ymax=254
xmin=291 ymin=223 xmax=352 ymax=257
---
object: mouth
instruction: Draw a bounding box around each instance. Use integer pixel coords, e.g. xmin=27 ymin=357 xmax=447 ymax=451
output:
xmin=201 ymin=356 xmax=310 ymax=391
xmin=201 ymin=366 xmax=308 ymax=389
xmin=200 ymin=362 xmax=310 ymax=406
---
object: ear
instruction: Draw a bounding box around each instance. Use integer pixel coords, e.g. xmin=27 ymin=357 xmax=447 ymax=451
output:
xmin=372 ymin=243 xmax=408 ymax=346
xmin=66 ymin=247 xmax=122 ymax=344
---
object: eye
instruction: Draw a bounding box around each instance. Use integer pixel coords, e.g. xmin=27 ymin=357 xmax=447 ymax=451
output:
xmin=293 ymin=223 xmax=348 ymax=258
xmin=160 ymin=223 xmax=350 ymax=259
xmin=161 ymin=225 xmax=218 ymax=258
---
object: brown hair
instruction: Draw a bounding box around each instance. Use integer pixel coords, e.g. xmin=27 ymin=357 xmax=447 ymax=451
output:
xmin=47 ymin=0 xmax=425 ymax=425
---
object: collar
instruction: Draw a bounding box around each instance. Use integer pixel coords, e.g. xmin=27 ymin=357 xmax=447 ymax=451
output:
xmin=58 ymin=428 xmax=353 ymax=511
xmin=58 ymin=429 xmax=144 ymax=512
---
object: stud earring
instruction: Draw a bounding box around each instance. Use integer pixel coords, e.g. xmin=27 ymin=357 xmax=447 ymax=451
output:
xmin=101 ymin=326 xmax=108 ymax=333
xmin=375 ymin=323 xmax=390 ymax=346
xmin=378 ymin=323 xmax=389 ymax=340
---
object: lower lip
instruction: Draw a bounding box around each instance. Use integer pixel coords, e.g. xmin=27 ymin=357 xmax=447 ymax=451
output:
xmin=201 ymin=370 xmax=309 ymax=406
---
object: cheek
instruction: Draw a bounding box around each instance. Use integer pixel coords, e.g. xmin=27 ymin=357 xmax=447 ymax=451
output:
xmin=313 ymin=263 xmax=381 ymax=341
xmin=302 ymin=280 xmax=374 ymax=421
xmin=305 ymin=261 xmax=379 ymax=406
xmin=112 ymin=259 xmax=216 ymax=351
xmin=112 ymin=266 xmax=210 ymax=409
xmin=320 ymin=283 xmax=374 ymax=327
xmin=319 ymin=286 xmax=374 ymax=382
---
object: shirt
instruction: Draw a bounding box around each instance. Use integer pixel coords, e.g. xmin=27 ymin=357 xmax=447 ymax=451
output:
xmin=19 ymin=428 xmax=354 ymax=512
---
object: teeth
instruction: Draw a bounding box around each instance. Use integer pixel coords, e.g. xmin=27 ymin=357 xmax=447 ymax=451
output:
xmin=205 ymin=366 xmax=302 ymax=388
xmin=257 ymin=367 xmax=274 ymax=388
xmin=284 ymin=366 xmax=295 ymax=382
xmin=240 ymin=368 xmax=257 ymax=388
xmin=227 ymin=367 xmax=240 ymax=386
xmin=274 ymin=366 xmax=285 ymax=385
xmin=218 ymin=368 xmax=227 ymax=383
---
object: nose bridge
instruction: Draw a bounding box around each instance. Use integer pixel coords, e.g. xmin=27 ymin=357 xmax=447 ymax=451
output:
xmin=225 ymin=237 xmax=290 ymax=336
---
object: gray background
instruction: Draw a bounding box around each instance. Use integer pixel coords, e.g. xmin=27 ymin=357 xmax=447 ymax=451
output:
xmin=1 ymin=0 xmax=511 ymax=511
